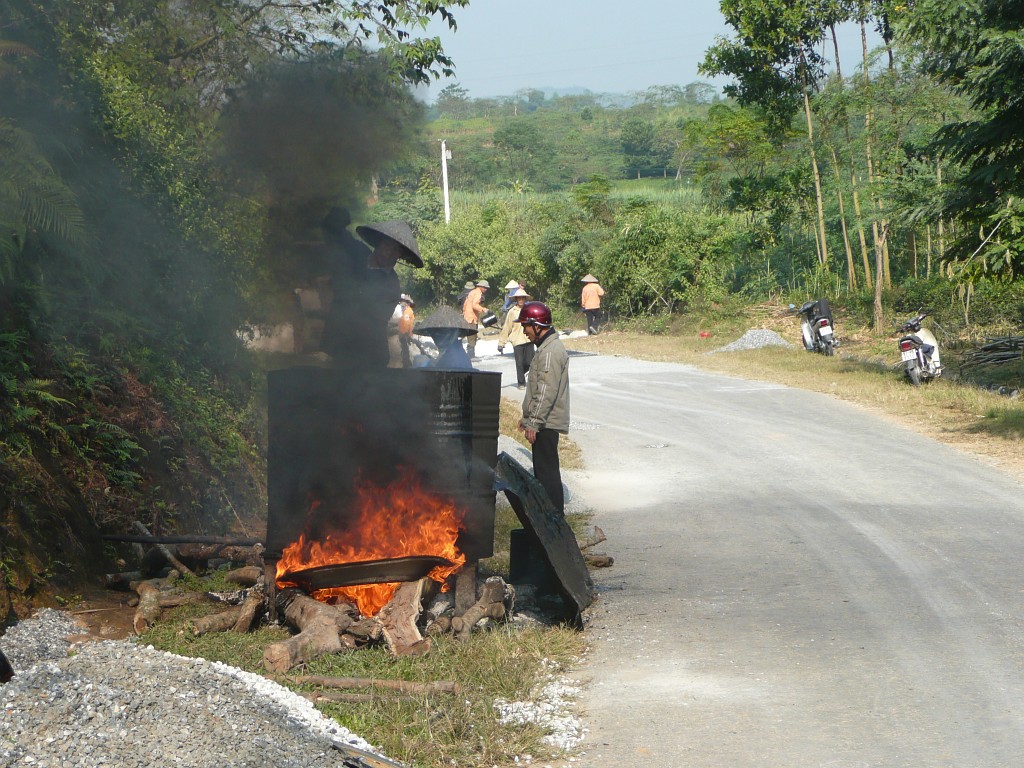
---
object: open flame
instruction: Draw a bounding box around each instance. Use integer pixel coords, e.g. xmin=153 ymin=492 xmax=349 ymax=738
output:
xmin=276 ymin=467 xmax=466 ymax=616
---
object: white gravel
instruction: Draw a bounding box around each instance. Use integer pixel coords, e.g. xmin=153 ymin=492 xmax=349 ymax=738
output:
xmin=0 ymin=609 xmax=387 ymax=767
xmin=710 ymin=329 xmax=794 ymax=353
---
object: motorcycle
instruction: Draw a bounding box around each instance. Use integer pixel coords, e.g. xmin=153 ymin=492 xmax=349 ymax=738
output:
xmin=896 ymin=310 xmax=942 ymax=386
xmin=791 ymin=298 xmax=838 ymax=356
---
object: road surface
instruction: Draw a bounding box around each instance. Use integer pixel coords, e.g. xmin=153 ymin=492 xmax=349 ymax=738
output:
xmin=477 ymin=343 xmax=1024 ymax=767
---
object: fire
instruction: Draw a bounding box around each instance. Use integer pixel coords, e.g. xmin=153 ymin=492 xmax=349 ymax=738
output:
xmin=276 ymin=468 xmax=466 ymax=616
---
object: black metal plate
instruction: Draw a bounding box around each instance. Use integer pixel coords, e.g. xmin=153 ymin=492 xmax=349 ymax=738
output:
xmin=281 ymin=555 xmax=452 ymax=591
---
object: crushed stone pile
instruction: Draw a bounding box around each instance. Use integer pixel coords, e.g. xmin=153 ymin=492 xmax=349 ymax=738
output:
xmin=710 ymin=329 xmax=794 ymax=353
xmin=0 ymin=610 xmax=387 ymax=768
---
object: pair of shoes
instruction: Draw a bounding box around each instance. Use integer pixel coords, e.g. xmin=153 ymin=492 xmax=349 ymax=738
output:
xmin=517 ymin=384 xmax=526 ymax=390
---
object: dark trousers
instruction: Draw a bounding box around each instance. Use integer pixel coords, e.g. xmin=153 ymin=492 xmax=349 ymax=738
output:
xmin=532 ymin=429 xmax=563 ymax=514
xmin=585 ymin=308 xmax=601 ymax=335
xmin=513 ymin=343 xmax=535 ymax=386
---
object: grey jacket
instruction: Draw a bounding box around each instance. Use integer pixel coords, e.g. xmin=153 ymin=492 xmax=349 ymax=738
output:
xmin=521 ymin=330 xmax=570 ymax=433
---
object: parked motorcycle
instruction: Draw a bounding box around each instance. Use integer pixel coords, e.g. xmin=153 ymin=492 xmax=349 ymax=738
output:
xmin=791 ymin=298 xmax=838 ymax=356
xmin=896 ymin=310 xmax=942 ymax=385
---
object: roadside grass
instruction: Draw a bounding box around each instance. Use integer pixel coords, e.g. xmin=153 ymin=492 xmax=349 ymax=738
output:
xmin=567 ymin=306 xmax=1024 ymax=479
xmin=137 ymin=397 xmax=592 ymax=768
xmin=499 ymin=394 xmax=584 ymax=471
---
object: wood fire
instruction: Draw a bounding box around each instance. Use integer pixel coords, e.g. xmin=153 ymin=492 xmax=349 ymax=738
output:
xmin=275 ymin=468 xmax=467 ymax=616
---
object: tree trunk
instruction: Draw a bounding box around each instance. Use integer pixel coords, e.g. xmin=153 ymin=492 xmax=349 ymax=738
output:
xmin=801 ymin=49 xmax=829 ymax=268
xmin=828 ymin=144 xmax=857 ymax=290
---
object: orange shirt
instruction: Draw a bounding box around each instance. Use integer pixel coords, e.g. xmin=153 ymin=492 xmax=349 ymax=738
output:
xmin=463 ymin=287 xmax=486 ymax=324
xmin=581 ymin=283 xmax=605 ymax=310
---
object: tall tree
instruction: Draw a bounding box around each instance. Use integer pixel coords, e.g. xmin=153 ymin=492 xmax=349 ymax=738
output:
xmin=901 ymin=0 xmax=1024 ymax=277
xmin=702 ymin=0 xmax=832 ymax=268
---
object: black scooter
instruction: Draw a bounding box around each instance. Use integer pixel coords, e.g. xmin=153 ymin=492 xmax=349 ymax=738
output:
xmin=791 ymin=298 xmax=838 ymax=356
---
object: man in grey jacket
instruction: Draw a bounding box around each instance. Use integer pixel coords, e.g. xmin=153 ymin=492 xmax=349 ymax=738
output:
xmin=517 ymin=301 xmax=570 ymax=514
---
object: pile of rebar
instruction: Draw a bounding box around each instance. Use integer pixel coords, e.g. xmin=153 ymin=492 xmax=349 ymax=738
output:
xmin=959 ymin=336 xmax=1024 ymax=371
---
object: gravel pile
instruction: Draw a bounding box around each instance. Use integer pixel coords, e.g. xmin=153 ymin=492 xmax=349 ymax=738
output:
xmin=710 ymin=328 xmax=794 ymax=353
xmin=0 ymin=610 xmax=389 ymax=768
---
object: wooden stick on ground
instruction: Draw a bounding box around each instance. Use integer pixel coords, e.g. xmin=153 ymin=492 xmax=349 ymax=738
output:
xmin=286 ymin=676 xmax=462 ymax=695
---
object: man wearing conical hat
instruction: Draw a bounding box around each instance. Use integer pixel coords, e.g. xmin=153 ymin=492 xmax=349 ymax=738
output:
xmin=320 ymin=211 xmax=422 ymax=366
xmin=581 ymin=273 xmax=605 ymax=335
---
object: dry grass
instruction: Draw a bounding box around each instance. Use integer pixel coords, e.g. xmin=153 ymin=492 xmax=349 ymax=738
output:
xmin=499 ymin=395 xmax=584 ymax=471
xmin=566 ymin=307 xmax=1024 ymax=482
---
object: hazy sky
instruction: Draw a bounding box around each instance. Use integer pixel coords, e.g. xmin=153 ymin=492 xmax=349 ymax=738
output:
xmin=422 ymin=0 xmax=878 ymax=100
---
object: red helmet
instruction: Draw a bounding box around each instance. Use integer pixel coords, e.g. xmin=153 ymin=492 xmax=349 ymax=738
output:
xmin=518 ymin=301 xmax=552 ymax=328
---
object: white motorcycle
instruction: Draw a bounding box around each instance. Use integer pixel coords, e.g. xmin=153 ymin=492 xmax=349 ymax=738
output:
xmin=897 ymin=310 xmax=942 ymax=386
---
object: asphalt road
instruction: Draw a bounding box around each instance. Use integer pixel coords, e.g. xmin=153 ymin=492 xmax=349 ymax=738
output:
xmin=476 ymin=341 xmax=1024 ymax=768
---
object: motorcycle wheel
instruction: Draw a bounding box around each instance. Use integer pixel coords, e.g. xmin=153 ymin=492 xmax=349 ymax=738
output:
xmin=906 ymin=365 xmax=922 ymax=386
xmin=821 ymin=339 xmax=835 ymax=357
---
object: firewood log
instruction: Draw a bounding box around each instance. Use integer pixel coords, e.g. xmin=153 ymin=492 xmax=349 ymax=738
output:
xmin=262 ymin=589 xmax=357 ymax=674
xmin=224 ymin=566 xmax=263 ymax=586
xmin=379 ymin=579 xmax=429 ymax=657
xmin=190 ymin=606 xmax=244 ymax=636
xmin=583 ymin=553 xmax=614 ymax=568
xmin=451 ymin=576 xmax=509 ymax=640
xmin=176 ymin=543 xmax=264 ymax=566
xmin=578 ymin=526 xmax=607 ymax=551
xmin=231 ymin=580 xmax=266 ymax=633
xmin=132 ymin=580 xmax=163 ymax=635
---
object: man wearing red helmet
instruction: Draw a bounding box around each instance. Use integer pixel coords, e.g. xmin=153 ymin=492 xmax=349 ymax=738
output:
xmin=517 ymin=301 xmax=570 ymax=514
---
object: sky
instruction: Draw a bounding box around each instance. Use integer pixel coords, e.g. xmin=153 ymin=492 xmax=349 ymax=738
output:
xmin=421 ymin=0 xmax=880 ymax=101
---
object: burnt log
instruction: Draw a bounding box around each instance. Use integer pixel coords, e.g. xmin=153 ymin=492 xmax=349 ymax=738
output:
xmin=451 ymin=576 xmax=509 ymax=640
xmin=263 ymin=589 xmax=358 ymax=673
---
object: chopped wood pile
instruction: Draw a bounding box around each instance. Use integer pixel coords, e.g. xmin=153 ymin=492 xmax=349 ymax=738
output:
xmin=105 ymin=531 xmax=517 ymax=674
xmin=104 ymin=518 xmax=612 ymax=675
xmin=960 ymin=336 xmax=1024 ymax=371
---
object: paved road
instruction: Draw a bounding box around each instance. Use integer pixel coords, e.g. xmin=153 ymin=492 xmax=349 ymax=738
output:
xmin=478 ymin=344 xmax=1024 ymax=768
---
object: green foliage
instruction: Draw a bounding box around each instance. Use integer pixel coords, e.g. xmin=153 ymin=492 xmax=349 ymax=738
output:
xmin=901 ymin=0 xmax=1024 ymax=276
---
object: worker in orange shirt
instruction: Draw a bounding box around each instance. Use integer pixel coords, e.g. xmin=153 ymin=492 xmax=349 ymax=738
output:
xmin=462 ymin=279 xmax=489 ymax=358
xmin=581 ymin=274 xmax=605 ymax=335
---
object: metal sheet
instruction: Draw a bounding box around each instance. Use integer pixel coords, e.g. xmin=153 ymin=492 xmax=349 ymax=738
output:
xmin=280 ymin=555 xmax=452 ymax=591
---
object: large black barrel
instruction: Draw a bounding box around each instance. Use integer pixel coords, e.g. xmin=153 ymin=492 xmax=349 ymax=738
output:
xmin=265 ymin=366 xmax=500 ymax=564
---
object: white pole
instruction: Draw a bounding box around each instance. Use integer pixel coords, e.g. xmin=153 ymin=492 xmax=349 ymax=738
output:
xmin=441 ymin=140 xmax=451 ymax=224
